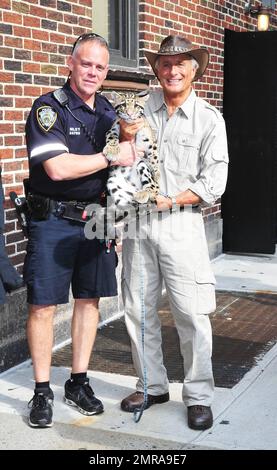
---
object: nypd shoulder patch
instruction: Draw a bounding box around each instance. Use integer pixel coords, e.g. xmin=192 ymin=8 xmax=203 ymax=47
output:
xmin=36 ymin=106 xmax=57 ymax=132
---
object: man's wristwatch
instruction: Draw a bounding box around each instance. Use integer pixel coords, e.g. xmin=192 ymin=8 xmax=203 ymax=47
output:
xmin=170 ymin=196 xmax=179 ymax=212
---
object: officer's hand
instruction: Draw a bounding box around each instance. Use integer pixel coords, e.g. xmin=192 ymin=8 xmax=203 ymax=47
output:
xmin=115 ymin=141 xmax=144 ymax=167
xmin=154 ymin=195 xmax=172 ymax=211
xmin=119 ymin=119 xmax=144 ymax=142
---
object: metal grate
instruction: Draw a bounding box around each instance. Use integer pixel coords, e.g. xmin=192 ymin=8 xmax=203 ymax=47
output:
xmin=52 ymin=292 xmax=277 ymax=388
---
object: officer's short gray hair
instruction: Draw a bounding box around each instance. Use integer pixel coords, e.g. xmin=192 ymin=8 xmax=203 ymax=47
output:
xmin=72 ymin=33 xmax=109 ymax=56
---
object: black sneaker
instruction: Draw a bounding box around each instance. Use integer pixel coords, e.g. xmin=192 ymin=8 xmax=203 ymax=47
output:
xmin=28 ymin=388 xmax=54 ymax=428
xmin=64 ymin=379 xmax=104 ymax=416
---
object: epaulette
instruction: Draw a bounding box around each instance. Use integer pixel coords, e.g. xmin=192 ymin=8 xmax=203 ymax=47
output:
xmin=203 ymin=101 xmax=223 ymax=120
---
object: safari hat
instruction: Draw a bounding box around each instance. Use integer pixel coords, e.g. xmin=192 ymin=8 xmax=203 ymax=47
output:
xmin=145 ymin=35 xmax=209 ymax=81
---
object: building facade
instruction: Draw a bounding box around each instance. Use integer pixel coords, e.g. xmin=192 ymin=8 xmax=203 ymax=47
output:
xmin=0 ymin=0 xmax=276 ymax=370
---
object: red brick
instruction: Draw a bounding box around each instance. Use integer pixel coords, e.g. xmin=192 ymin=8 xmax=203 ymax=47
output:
xmin=58 ymin=23 xmax=73 ymax=34
xmin=3 ymin=161 xmax=23 ymax=172
xmin=0 ymin=148 xmax=13 ymax=159
xmin=49 ymin=33 xmax=66 ymax=43
xmin=13 ymin=26 xmax=31 ymax=37
xmin=4 ymin=110 xmax=23 ymax=120
xmin=1 ymin=173 xmax=13 ymax=184
xmin=15 ymin=97 xmax=33 ymax=108
xmin=32 ymin=52 xmax=49 ymax=62
xmin=1 ymin=0 xmax=12 ymax=9
xmin=29 ymin=6 xmax=47 ymax=18
xmin=23 ymin=16 xmax=40 ymax=28
xmin=23 ymin=63 xmax=41 ymax=73
xmin=0 ymin=123 xmax=13 ymax=133
xmin=58 ymin=66 xmax=69 ymax=76
xmin=0 ymin=71 xmax=14 ymax=83
xmin=5 ymin=136 xmax=23 ymax=146
xmin=32 ymin=30 xmax=50 ymax=41
xmin=4 ymin=85 xmax=22 ymax=95
xmin=15 ymin=172 xmax=29 ymax=183
xmin=5 ymin=36 xmax=22 ymax=47
xmin=24 ymin=39 xmax=41 ymax=51
xmin=15 ymin=123 xmax=26 ymax=134
xmin=15 ymin=148 xmax=27 ymax=159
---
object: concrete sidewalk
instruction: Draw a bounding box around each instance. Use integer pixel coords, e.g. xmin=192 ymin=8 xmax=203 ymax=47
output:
xmin=0 ymin=250 xmax=277 ymax=450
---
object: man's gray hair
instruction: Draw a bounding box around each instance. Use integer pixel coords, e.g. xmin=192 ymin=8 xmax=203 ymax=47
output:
xmin=72 ymin=33 xmax=109 ymax=56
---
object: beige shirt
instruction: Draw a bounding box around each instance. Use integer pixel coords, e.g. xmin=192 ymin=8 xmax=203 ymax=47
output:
xmin=144 ymin=89 xmax=229 ymax=205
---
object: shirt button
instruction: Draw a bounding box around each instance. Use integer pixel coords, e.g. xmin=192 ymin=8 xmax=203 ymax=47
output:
xmin=160 ymin=160 xmax=164 ymax=163
xmin=164 ymin=139 xmax=168 ymax=143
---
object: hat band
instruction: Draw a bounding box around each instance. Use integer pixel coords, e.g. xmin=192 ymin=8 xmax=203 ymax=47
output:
xmin=159 ymin=46 xmax=190 ymax=53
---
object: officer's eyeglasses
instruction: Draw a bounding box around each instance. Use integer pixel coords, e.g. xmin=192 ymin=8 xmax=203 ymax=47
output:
xmin=71 ymin=33 xmax=108 ymax=53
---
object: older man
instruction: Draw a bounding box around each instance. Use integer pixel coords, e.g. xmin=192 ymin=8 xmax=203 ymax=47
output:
xmin=120 ymin=35 xmax=228 ymax=430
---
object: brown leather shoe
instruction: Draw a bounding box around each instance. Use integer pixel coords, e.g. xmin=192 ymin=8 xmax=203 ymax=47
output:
xmin=187 ymin=405 xmax=213 ymax=430
xmin=121 ymin=391 xmax=169 ymax=412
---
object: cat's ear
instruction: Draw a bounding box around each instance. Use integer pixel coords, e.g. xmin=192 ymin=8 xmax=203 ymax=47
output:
xmin=138 ymin=89 xmax=149 ymax=103
xmin=111 ymin=91 xmax=122 ymax=104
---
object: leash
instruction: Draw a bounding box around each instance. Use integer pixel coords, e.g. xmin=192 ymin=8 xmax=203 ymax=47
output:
xmin=133 ymin=235 xmax=148 ymax=423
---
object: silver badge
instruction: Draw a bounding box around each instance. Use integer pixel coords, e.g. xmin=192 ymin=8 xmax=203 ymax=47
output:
xmin=37 ymin=106 xmax=57 ymax=132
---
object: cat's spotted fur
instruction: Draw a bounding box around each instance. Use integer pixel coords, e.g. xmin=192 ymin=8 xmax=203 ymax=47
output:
xmin=104 ymin=91 xmax=160 ymax=208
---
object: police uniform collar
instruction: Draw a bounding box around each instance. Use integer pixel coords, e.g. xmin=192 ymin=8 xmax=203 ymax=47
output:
xmin=62 ymin=82 xmax=111 ymax=115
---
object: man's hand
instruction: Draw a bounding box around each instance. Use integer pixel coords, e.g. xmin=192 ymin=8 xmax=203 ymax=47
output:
xmin=154 ymin=194 xmax=172 ymax=211
xmin=112 ymin=141 xmax=144 ymax=167
xmin=119 ymin=118 xmax=144 ymax=142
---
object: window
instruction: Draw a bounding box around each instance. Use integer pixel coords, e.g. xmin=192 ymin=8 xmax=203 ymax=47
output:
xmin=93 ymin=0 xmax=138 ymax=68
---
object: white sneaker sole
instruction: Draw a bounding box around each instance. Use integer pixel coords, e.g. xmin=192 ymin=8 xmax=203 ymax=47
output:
xmin=63 ymin=396 xmax=104 ymax=416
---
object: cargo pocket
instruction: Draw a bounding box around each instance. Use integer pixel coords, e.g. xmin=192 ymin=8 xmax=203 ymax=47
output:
xmin=195 ymin=271 xmax=216 ymax=315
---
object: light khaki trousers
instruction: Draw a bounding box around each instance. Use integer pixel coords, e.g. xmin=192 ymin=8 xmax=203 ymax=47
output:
xmin=122 ymin=208 xmax=215 ymax=406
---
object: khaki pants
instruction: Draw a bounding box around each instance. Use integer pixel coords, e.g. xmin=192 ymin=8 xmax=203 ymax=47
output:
xmin=122 ymin=207 xmax=215 ymax=406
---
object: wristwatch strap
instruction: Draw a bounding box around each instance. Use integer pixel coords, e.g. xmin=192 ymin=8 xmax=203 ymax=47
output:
xmin=170 ymin=196 xmax=179 ymax=212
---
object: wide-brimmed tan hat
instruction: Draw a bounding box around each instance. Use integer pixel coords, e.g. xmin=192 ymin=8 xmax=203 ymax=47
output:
xmin=145 ymin=35 xmax=209 ymax=81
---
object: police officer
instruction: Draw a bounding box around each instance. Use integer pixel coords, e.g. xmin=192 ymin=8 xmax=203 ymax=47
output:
xmin=24 ymin=33 xmax=139 ymax=428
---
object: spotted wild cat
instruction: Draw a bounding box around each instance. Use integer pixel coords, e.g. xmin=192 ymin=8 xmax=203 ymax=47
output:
xmin=103 ymin=91 xmax=160 ymax=208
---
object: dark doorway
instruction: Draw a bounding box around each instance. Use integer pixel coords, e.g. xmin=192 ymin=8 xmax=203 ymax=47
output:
xmin=222 ymin=30 xmax=277 ymax=254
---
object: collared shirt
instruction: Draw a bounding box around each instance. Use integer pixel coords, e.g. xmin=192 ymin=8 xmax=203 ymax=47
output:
xmin=25 ymin=81 xmax=116 ymax=201
xmin=144 ymin=89 xmax=229 ymax=205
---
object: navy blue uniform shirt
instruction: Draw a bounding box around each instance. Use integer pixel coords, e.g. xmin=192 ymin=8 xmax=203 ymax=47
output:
xmin=25 ymin=81 xmax=116 ymax=201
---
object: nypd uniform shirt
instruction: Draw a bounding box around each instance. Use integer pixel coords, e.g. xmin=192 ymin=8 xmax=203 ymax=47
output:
xmin=144 ymin=89 xmax=229 ymax=205
xmin=25 ymin=81 xmax=116 ymax=201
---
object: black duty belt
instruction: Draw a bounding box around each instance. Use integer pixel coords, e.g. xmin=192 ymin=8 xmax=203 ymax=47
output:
xmin=27 ymin=193 xmax=98 ymax=223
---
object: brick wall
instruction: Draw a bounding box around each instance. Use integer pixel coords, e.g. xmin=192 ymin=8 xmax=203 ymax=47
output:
xmin=0 ymin=0 xmax=93 ymax=272
xmin=0 ymin=0 xmax=277 ymax=272
xmin=139 ymin=0 xmax=277 ymax=109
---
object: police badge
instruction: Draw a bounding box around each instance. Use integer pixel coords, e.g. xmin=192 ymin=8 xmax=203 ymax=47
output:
xmin=37 ymin=106 xmax=57 ymax=132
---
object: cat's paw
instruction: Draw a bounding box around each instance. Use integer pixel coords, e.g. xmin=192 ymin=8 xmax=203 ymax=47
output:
xmin=103 ymin=141 xmax=120 ymax=158
xmin=134 ymin=190 xmax=151 ymax=204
